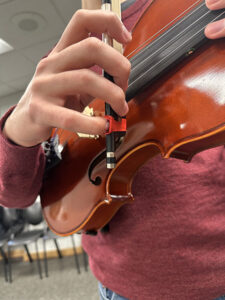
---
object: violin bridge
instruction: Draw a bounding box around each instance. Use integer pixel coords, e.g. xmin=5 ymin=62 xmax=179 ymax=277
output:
xmin=77 ymin=106 xmax=100 ymax=140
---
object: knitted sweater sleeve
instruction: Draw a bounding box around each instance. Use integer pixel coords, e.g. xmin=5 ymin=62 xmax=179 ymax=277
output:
xmin=0 ymin=107 xmax=46 ymax=208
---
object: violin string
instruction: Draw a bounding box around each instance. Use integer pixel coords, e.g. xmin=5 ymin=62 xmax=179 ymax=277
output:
xmin=129 ymin=10 xmax=225 ymax=90
xmin=130 ymin=2 xmax=211 ymax=76
xmin=126 ymin=0 xmax=203 ymax=59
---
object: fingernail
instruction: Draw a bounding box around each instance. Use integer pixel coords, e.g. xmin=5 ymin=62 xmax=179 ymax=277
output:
xmin=206 ymin=20 xmax=224 ymax=35
xmin=105 ymin=119 xmax=110 ymax=133
xmin=122 ymin=80 xmax=129 ymax=92
xmin=125 ymin=80 xmax=129 ymax=90
xmin=122 ymin=24 xmax=132 ymax=41
xmin=123 ymin=101 xmax=129 ymax=115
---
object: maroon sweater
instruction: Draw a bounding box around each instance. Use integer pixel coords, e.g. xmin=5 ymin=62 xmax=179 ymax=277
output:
xmin=1 ymin=1 xmax=225 ymax=299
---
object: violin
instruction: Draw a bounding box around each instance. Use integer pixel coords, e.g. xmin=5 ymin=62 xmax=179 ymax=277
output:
xmin=40 ymin=0 xmax=225 ymax=236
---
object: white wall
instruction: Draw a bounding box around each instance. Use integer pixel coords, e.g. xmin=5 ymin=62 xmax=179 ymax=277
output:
xmin=0 ymin=90 xmax=23 ymax=117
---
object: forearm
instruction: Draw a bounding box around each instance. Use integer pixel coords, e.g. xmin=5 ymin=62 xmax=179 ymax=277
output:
xmin=0 ymin=107 xmax=46 ymax=208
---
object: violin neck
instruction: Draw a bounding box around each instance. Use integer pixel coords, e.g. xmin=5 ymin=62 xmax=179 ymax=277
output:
xmin=126 ymin=2 xmax=225 ymax=102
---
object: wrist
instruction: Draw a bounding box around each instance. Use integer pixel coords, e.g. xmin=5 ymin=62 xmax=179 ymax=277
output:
xmin=2 ymin=107 xmax=44 ymax=147
xmin=3 ymin=118 xmax=41 ymax=147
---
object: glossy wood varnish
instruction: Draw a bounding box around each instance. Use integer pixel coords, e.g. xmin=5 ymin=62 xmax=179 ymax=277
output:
xmin=41 ymin=0 xmax=225 ymax=235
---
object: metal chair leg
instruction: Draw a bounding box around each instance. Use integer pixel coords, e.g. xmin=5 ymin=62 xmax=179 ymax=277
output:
xmin=70 ymin=235 xmax=80 ymax=274
xmin=7 ymin=245 xmax=12 ymax=283
xmin=53 ymin=239 xmax=62 ymax=259
xmin=82 ymin=248 xmax=88 ymax=272
xmin=24 ymin=244 xmax=33 ymax=263
xmin=35 ymin=241 xmax=42 ymax=279
xmin=43 ymin=239 xmax=48 ymax=277
xmin=0 ymin=247 xmax=8 ymax=282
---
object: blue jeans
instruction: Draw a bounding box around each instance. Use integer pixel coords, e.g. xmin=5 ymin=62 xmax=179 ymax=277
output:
xmin=99 ymin=284 xmax=225 ymax=300
xmin=98 ymin=282 xmax=129 ymax=300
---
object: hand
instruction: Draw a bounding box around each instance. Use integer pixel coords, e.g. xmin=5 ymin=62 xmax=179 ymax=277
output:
xmin=205 ymin=0 xmax=225 ymax=39
xmin=3 ymin=9 xmax=131 ymax=147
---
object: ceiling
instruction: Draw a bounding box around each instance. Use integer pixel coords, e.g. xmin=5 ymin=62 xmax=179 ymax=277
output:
xmin=0 ymin=0 xmax=81 ymax=98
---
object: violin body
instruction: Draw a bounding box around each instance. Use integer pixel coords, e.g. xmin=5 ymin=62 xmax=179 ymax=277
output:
xmin=41 ymin=0 xmax=225 ymax=235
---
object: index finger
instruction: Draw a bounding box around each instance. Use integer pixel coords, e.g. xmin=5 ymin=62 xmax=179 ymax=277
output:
xmin=52 ymin=9 xmax=132 ymax=53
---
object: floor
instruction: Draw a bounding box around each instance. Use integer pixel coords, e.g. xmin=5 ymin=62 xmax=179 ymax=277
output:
xmin=0 ymin=254 xmax=99 ymax=300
